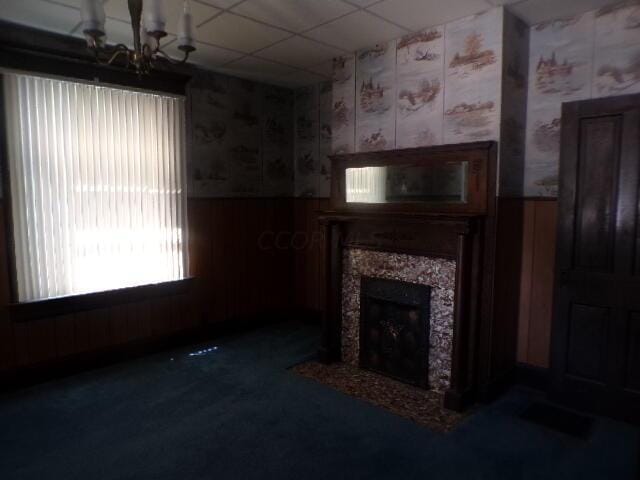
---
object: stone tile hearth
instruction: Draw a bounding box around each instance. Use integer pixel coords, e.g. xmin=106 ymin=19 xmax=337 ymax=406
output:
xmin=292 ymin=361 xmax=467 ymax=433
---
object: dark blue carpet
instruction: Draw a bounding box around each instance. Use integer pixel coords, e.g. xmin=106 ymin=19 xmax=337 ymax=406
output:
xmin=0 ymin=322 xmax=637 ymax=479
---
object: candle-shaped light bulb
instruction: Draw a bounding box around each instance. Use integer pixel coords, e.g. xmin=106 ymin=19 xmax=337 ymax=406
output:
xmin=144 ymin=0 xmax=167 ymax=37
xmin=177 ymin=0 xmax=195 ymax=51
xmin=80 ymin=0 xmax=106 ymax=38
xmin=178 ymin=0 xmax=193 ymax=50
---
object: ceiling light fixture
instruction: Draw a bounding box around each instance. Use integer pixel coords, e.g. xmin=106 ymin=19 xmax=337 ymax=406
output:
xmin=80 ymin=0 xmax=196 ymax=75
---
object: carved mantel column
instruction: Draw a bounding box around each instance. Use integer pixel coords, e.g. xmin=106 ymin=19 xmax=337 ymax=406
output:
xmin=318 ymin=219 xmax=343 ymax=363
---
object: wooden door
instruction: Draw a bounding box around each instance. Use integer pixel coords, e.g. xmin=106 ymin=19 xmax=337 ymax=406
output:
xmin=552 ymin=93 xmax=640 ymax=423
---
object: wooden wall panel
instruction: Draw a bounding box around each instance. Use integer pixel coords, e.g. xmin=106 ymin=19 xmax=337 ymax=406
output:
xmin=517 ymin=201 xmax=535 ymax=360
xmin=517 ymin=199 xmax=558 ymax=368
xmin=187 ymin=199 xmax=212 ymax=325
xmin=527 ymin=201 xmax=558 ymax=367
xmin=0 ymin=198 xmax=296 ymax=378
xmin=492 ymin=198 xmax=525 ymax=375
xmin=0 ymin=194 xmax=559 ymax=378
xmin=0 ymin=205 xmax=15 ymax=370
xmin=208 ymin=200 xmax=229 ymax=323
xmin=289 ymin=197 xmax=560 ymax=371
xmin=293 ymin=198 xmax=329 ymax=316
xmin=54 ymin=314 xmax=76 ymax=358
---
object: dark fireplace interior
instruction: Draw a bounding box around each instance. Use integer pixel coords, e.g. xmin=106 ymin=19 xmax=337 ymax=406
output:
xmin=359 ymin=277 xmax=431 ymax=388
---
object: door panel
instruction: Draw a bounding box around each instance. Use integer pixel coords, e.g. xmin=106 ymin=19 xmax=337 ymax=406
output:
xmin=552 ymin=94 xmax=640 ymax=423
xmin=574 ymin=116 xmax=621 ymax=272
xmin=566 ymin=303 xmax=608 ymax=382
xmin=625 ymin=312 xmax=640 ymax=392
xmin=636 ymin=196 xmax=640 ymax=276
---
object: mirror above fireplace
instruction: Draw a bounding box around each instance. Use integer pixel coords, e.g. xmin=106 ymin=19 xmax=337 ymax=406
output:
xmin=330 ymin=142 xmax=493 ymax=215
xmin=346 ymin=162 xmax=469 ymax=205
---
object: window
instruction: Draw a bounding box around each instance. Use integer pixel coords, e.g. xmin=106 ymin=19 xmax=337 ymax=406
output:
xmin=2 ymin=72 xmax=187 ymax=302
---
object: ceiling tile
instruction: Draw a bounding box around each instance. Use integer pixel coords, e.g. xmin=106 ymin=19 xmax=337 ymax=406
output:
xmin=305 ymin=10 xmax=407 ymax=51
xmin=102 ymin=17 xmax=136 ymax=45
xmin=165 ymin=40 xmax=244 ymax=67
xmin=49 ymin=0 xmax=93 ymax=7
xmin=279 ymin=69 xmax=327 ymax=86
xmin=342 ymin=0 xmax=382 ymax=7
xmin=485 ymin=0 xmax=521 ymax=5
xmin=236 ymin=68 xmax=326 ymax=88
xmin=507 ymin=0 xmax=619 ymax=25
xmin=196 ymin=13 xmax=291 ymax=53
xmin=0 ymin=0 xmax=80 ymax=34
xmin=105 ymin=0 xmax=220 ymax=35
xmin=213 ymin=67 xmax=283 ymax=86
xmin=231 ymin=0 xmax=356 ymax=33
xmin=256 ymin=36 xmax=343 ymax=68
xmin=307 ymin=59 xmax=333 ymax=78
xmin=218 ymin=55 xmax=313 ymax=86
xmin=195 ymin=0 xmax=245 ymax=9
xmin=367 ymin=0 xmax=490 ymax=31
xmin=225 ymin=55 xmax=298 ymax=75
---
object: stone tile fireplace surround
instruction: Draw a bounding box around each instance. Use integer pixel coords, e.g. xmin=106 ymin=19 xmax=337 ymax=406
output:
xmin=342 ymin=249 xmax=456 ymax=393
xmin=318 ymin=210 xmax=482 ymax=411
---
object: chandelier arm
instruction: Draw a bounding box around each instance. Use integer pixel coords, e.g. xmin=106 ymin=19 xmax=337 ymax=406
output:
xmin=107 ymin=50 xmax=129 ymax=66
xmin=105 ymin=45 xmax=132 ymax=66
xmin=89 ymin=44 xmax=131 ymax=66
xmin=154 ymin=48 xmax=190 ymax=65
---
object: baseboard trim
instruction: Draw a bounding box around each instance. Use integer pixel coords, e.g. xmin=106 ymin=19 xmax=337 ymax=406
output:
xmin=515 ymin=363 xmax=550 ymax=391
xmin=443 ymin=388 xmax=476 ymax=412
xmin=0 ymin=310 xmax=304 ymax=393
xmin=476 ymin=369 xmax=516 ymax=403
xmin=293 ymin=307 xmax=322 ymax=324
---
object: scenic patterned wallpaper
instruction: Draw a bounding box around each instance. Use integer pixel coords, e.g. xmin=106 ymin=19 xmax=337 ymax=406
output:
xmin=293 ymin=82 xmax=332 ymax=197
xmin=331 ymin=8 xmax=505 ymax=157
xmin=292 ymin=7 xmax=510 ymax=198
xmin=296 ymin=1 xmax=640 ymax=199
xmin=499 ymin=11 xmax=530 ymax=197
xmin=188 ymin=72 xmax=293 ymax=198
xmin=524 ymin=1 xmax=640 ymax=197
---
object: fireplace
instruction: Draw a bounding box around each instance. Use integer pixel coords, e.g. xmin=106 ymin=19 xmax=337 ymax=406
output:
xmin=359 ymin=277 xmax=431 ymax=388
xmin=320 ymin=142 xmax=503 ymax=411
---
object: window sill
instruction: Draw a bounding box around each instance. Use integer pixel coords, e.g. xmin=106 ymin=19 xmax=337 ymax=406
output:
xmin=8 ymin=278 xmax=195 ymax=323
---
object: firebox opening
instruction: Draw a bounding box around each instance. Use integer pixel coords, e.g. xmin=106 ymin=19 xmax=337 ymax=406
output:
xmin=359 ymin=276 xmax=431 ymax=389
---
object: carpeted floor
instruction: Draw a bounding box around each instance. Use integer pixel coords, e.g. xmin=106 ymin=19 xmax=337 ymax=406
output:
xmin=0 ymin=321 xmax=637 ymax=480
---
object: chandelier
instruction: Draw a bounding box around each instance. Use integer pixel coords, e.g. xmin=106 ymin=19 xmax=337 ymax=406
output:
xmin=80 ymin=0 xmax=196 ymax=75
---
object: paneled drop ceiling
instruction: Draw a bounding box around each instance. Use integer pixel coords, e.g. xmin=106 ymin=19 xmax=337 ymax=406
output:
xmin=0 ymin=0 xmax=624 ymax=87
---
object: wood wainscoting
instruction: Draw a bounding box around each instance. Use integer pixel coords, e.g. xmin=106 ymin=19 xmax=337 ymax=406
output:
xmin=0 ymin=196 xmax=558 ymax=385
xmin=0 ymin=198 xmax=296 ymax=382
xmin=293 ymin=198 xmax=329 ymax=318
xmin=514 ymin=199 xmax=558 ymax=369
xmin=291 ymin=197 xmax=559 ymax=373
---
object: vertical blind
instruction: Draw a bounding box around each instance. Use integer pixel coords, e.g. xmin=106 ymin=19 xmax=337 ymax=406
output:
xmin=3 ymin=72 xmax=187 ymax=302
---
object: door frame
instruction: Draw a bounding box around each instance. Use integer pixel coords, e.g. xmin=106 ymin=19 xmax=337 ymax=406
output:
xmin=550 ymin=92 xmax=640 ymax=424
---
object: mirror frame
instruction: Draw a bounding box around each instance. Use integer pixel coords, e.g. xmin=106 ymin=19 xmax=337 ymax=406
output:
xmin=329 ymin=141 xmax=496 ymax=215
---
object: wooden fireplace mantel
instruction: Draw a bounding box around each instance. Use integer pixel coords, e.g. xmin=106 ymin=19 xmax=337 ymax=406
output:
xmin=318 ymin=211 xmax=482 ymax=411
xmin=319 ymin=142 xmax=499 ymax=412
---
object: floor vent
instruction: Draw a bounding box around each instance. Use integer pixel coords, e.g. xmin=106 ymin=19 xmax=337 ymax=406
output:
xmin=520 ymin=402 xmax=593 ymax=439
